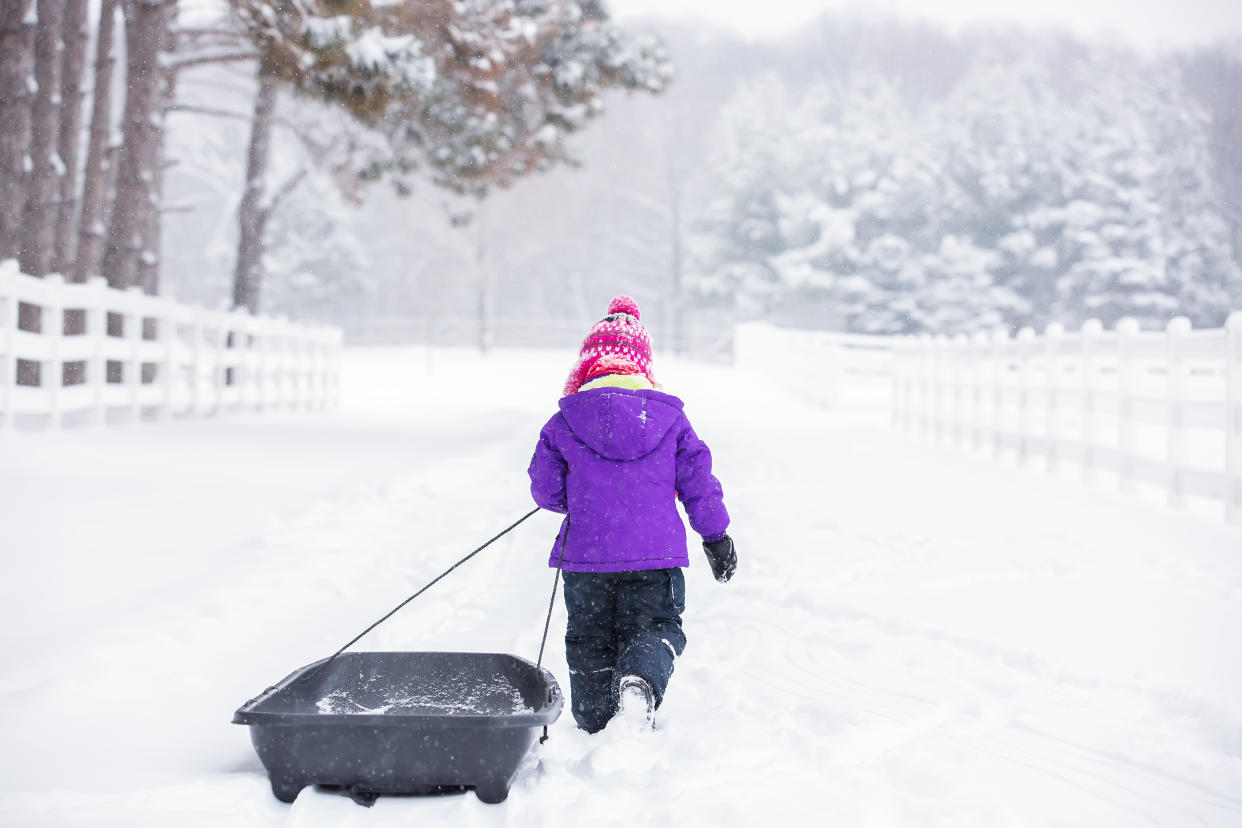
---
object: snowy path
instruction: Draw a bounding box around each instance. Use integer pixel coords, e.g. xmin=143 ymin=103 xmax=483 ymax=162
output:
xmin=1 ymin=347 xmax=1240 ymax=827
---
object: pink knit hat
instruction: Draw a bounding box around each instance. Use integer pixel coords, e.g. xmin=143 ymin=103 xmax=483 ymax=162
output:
xmin=562 ymin=295 xmax=655 ymax=396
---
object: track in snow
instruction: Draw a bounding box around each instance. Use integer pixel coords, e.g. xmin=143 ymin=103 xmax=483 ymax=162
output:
xmin=1 ymin=346 xmax=1239 ymax=827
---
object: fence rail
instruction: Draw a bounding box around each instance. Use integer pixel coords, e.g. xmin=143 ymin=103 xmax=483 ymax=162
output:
xmin=735 ymin=315 xmax=1242 ymax=525
xmin=0 ymin=260 xmax=342 ymax=429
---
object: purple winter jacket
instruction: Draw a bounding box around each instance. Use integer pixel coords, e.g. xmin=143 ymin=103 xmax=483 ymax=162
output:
xmin=528 ymin=387 xmax=729 ymax=573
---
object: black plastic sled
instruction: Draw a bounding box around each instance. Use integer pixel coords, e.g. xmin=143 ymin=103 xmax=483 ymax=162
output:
xmin=232 ymin=651 xmax=563 ymax=804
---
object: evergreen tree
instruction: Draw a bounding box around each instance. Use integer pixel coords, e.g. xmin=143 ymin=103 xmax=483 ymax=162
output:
xmin=693 ymin=47 xmax=1240 ymax=335
xmin=778 ymin=71 xmax=931 ymax=332
xmin=226 ymin=0 xmax=672 ymax=312
xmin=925 ymin=55 xmax=1066 ymax=331
xmin=690 ymin=73 xmax=799 ymax=315
xmin=1053 ymin=55 xmax=1239 ymax=328
xmin=1142 ymin=67 xmax=1242 ymax=326
xmin=261 ymin=171 xmax=371 ymax=322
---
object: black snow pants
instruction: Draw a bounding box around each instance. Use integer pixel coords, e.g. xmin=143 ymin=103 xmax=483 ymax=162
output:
xmin=561 ymin=567 xmax=687 ymax=733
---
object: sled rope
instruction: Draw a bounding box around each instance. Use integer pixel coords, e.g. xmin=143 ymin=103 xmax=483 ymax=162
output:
xmin=304 ymin=507 xmax=541 ymax=683
xmin=537 ymin=516 xmax=570 ymax=745
xmin=537 ymin=516 xmax=569 ymax=672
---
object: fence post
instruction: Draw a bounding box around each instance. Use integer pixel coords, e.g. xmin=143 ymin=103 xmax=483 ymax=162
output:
xmin=309 ymin=333 xmax=324 ymax=412
xmin=254 ymin=316 xmax=269 ymax=412
xmin=212 ymin=310 xmax=229 ymax=415
xmin=125 ymin=286 xmax=144 ymax=423
xmin=230 ymin=307 xmax=251 ymax=410
xmin=889 ymin=337 xmax=902 ymax=429
xmin=322 ymin=330 xmax=335 ymax=411
xmin=1016 ymin=327 xmax=1036 ymax=465
xmin=0 ymin=261 xmax=17 ymax=429
xmin=330 ymin=327 xmax=343 ymax=409
xmin=42 ymin=275 xmax=66 ymax=429
xmin=85 ymin=277 xmax=107 ymax=426
xmin=295 ymin=321 xmax=310 ymax=410
xmin=1081 ymin=319 xmax=1103 ymax=484
xmin=1116 ymin=317 xmax=1140 ymax=494
xmin=188 ymin=305 xmax=203 ymax=416
xmin=273 ymin=316 xmax=288 ymax=409
xmin=917 ymin=334 xmax=932 ymax=438
xmin=1165 ymin=316 xmax=1191 ymax=510
xmin=1226 ymin=311 xmax=1242 ymax=525
xmin=991 ymin=328 xmax=1009 ymax=458
xmin=970 ymin=331 xmax=988 ymax=450
xmin=902 ymin=336 xmax=916 ymax=432
xmin=1044 ymin=323 xmax=1064 ymax=472
xmin=823 ymin=336 xmax=840 ymax=408
xmin=934 ymin=335 xmax=949 ymax=442
xmin=159 ymin=299 xmax=178 ymax=421
xmin=948 ymin=334 xmax=964 ymax=444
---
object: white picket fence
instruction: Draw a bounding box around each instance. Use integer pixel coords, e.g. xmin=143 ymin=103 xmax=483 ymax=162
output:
xmin=0 ymin=260 xmax=342 ymax=429
xmin=735 ymin=315 xmax=1242 ymax=525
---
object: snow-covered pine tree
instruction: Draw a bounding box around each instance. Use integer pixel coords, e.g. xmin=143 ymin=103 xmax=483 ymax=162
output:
xmin=772 ymin=71 xmax=931 ymax=333
xmin=1141 ymin=65 xmax=1242 ymax=326
xmin=261 ymin=171 xmax=371 ymax=323
xmin=365 ymin=0 xmax=675 ymax=197
xmin=223 ymin=0 xmax=438 ymax=311
xmin=225 ymin=0 xmax=673 ymax=314
xmin=1053 ymin=54 xmax=1239 ymax=329
xmin=689 ymin=73 xmax=799 ymax=315
xmin=922 ymin=55 xmax=1068 ymax=332
xmin=1182 ymin=50 xmax=1242 ymax=278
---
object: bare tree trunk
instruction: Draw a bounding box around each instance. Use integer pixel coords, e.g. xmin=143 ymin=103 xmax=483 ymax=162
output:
xmin=232 ymin=71 xmax=277 ymax=313
xmin=18 ymin=0 xmax=66 ymax=277
xmin=75 ymin=0 xmax=119 ymax=281
xmin=101 ymin=0 xmax=171 ymax=290
xmin=0 ymin=0 xmax=37 ymax=260
xmin=139 ymin=32 xmax=177 ymax=296
xmin=52 ymin=0 xmax=90 ymax=277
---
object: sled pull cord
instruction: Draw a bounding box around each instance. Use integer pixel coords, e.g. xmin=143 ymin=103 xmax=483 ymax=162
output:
xmin=536 ymin=515 xmax=569 ymax=672
xmin=305 ymin=507 xmax=542 ymax=684
xmin=537 ymin=516 xmax=570 ymax=745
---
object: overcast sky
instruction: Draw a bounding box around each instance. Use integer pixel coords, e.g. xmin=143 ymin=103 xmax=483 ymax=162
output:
xmin=611 ymin=0 xmax=1242 ymax=52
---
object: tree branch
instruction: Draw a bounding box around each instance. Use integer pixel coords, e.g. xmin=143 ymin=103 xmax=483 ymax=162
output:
xmin=168 ymin=103 xmax=253 ymax=121
xmin=172 ymin=27 xmax=244 ymax=38
xmin=165 ymin=50 xmax=259 ymax=72
xmin=262 ymin=168 xmax=310 ymax=217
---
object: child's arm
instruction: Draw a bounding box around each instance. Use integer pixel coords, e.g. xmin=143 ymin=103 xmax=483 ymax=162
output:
xmin=674 ymin=417 xmax=730 ymax=540
xmin=528 ymin=418 xmax=568 ymax=514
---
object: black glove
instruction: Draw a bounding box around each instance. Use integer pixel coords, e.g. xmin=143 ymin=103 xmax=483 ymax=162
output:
xmin=702 ymin=535 xmax=736 ymax=583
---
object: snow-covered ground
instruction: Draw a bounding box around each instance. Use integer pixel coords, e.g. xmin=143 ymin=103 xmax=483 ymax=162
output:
xmin=1 ymin=346 xmax=1240 ymax=827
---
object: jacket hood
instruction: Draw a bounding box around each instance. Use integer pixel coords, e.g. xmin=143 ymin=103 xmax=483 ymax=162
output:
xmin=558 ymin=388 xmax=684 ymax=461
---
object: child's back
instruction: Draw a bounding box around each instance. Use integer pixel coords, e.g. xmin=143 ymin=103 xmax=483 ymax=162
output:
xmin=528 ymin=296 xmax=737 ymax=733
xmin=530 ymin=385 xmax=727 ymax=572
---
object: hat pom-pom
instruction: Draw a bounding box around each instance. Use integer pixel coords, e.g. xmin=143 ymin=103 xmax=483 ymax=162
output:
xmin=608 ymin=295 xmax=640 ymax=321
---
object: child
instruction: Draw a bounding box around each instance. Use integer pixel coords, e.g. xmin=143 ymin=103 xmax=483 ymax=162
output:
xmin=528 ymin=295 xmax=736 ymax=733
